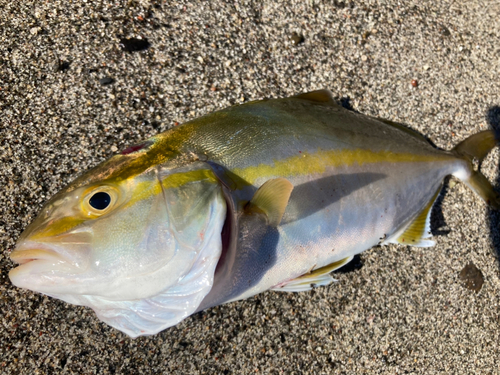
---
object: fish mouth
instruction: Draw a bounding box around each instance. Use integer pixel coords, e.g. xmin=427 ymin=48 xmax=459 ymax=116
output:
xmin=11 ymin=231 xmax=92 ymax=268
xmin=10 ymin=248 xmax=66 ymax=265
xmin=9 ymin=244 xmax=83 ymax=291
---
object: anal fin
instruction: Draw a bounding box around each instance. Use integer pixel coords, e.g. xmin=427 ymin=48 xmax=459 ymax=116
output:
xmin=271 ymin=256 xmax=353 ymax=292
xmin=383 ymin=187 xmax=441 ymax=248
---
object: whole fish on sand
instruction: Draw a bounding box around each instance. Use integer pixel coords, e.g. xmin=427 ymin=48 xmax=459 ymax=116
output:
xmin=9 ymin=90 xmax=499 ymax=337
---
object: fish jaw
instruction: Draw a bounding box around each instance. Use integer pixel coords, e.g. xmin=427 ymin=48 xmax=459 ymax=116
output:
xmin=9 ymin=235 xmax=93 ymax=295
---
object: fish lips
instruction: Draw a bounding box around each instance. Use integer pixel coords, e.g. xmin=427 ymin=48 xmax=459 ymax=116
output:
xmin=9 ymin=240 xmax=90 ymax=293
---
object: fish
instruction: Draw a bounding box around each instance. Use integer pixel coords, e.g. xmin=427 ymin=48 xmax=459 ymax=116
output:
xmin=9 ymin=90 xmax=500 ymax=338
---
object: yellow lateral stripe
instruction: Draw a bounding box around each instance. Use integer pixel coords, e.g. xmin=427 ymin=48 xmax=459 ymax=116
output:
xmin=234 ymin=148 xmax=450 ymax=184
xmin=123 ymin=169 xmax=218 ymax=209
xmin=162 ymin=169 xmax=218 ymax=190
xmin=31 ymin=217 xmax=87 ymax=240
xmin=114 ymin=169 xmax=219 ymax=210
xmin=123 ymin=180 xmax=162 ymax=209
xmin=34 ymin=169 xmax=218 ymax=239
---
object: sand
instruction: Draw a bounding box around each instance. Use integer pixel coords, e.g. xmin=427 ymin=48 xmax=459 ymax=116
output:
xmin=1 ymin=0 xmax=500 ymax=373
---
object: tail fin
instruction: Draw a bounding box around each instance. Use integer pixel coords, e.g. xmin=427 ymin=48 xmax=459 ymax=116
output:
xmin=452 ymin=130 xmax=500 ymax=209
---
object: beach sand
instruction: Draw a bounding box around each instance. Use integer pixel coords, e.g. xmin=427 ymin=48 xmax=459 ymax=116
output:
xmin=1 ymin=1 xmax=500 ymax=373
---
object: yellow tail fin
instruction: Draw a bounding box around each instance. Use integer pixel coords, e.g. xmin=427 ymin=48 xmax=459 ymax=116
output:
xmin=453 ymin=130 xmax=500 ymax=209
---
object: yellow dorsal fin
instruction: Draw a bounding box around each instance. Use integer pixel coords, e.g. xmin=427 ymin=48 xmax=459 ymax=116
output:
xmin=247 ymin=178 xmax=293 ymax=227
xmin=293 ymin=89 xmax=338 ymax=105
xmin=385 ymin=187 xmax=441 ymax=247
xmin=271 ymin=256 xmax=354 ymax=292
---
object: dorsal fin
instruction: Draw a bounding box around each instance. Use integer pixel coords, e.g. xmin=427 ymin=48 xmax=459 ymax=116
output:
xmin=293 ymin=90 xmax=338 ymax=106
xmin=271 ymin=256 xmax=354 ymax=292
xmin=246 ymin=178 xmax=293 ymax=227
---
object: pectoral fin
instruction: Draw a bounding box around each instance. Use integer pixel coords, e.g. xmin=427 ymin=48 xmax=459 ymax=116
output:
xmin=246 ymin=178 xmax=294 ymax=227
xmin=271 ymin=256 xmax=354 ymax=292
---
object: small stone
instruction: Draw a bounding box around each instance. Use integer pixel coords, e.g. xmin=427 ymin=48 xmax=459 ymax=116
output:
xmin=119 ymin=38 xmax=151 ymax=52
xmin=111 ymin=145 xmax=118 ymax=152
xmin=290 ymin=32 xmax=305 ymax=46
xmin=438 ymin=24 xmax=451 ymax=37
xmin=411 ymin=79 xmax=418 ymax=87
xmin=459 ymin=262 xmax=484 ymax=292
xmin=54 ymin=61 xmax=71 ymax=72
xmin=361 ymin=55 xmax=367 ymax=62
xmin=99 ymin=77 xmax=114 ymax=86
xmin=197 ymin=56 xmax=204 ymax=64
xmin=30 ymin=27 xmax=41 ymax=35
xmin=423 ymin=65 xmax=430 ymax=71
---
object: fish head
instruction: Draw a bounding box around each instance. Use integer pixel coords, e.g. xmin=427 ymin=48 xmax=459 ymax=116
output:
xmin=9 ymin=137 xmax=226 ymax=337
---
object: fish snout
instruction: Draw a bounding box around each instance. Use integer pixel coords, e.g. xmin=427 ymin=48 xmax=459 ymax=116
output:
xmin=10 ymin=246 xmax=66 ymax=265
xmin=8 ymin=237 xmax=94 ymax=293
xmin=10 ymin=234 xmax=93 ymax=273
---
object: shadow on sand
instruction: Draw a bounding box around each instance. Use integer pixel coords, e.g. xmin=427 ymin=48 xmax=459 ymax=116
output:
xmin=487 ymin=106 xmax=500 ymax=264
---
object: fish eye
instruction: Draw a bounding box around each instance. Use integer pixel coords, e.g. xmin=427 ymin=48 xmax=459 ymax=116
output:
xmin=81 ymin=186 xmax=120 ymax=217
xmin=89 ymin=192 xmax=111 ymax=210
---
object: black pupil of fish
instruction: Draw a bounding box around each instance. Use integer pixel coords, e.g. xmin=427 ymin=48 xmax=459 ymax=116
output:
xmin=89 ymin=192 xmax=111 ymax=210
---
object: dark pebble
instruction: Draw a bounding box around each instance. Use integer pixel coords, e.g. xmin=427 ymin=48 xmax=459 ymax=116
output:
xmin=459 ymin=262 xmax=484 ymax=292
xmin=55 ymin=60 xmax=71 ymax=72
xmin=290 ymin=32 xmax=305 ymax=46
xmin=411 ymin=79 xmax=418 ymax=87
xmin=119 ymin=37 xmax=151 ymax=52
xmin=439 ymin=24 xmax=451 ymax=37
xmin=99 ymin=77 xmax=115 ymax=85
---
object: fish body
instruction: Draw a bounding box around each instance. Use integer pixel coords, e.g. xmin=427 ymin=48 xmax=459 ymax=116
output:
xmin=9 ymin=90 xmax=499 ymax=337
